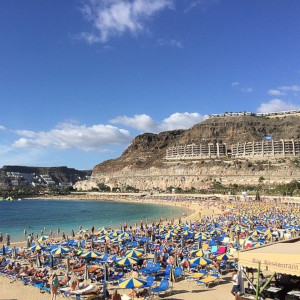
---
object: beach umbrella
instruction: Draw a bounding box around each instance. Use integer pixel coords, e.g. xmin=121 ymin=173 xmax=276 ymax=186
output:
xmin=51 ymin=247 xmax=70 ymax=255
xmin=99 ymin=235 xmax=110 ymax=242
xmin=190 ymin=249 xmax=204 ymax=257
xmin=165 ymin=231 xmax=176 ymax=239
xmin=35 ymin=255 xmax=41 ymax=268
xmin=125 ymin=248 xmax=144 ymax=258
xmin=195 ymin=232 xmax=208 ymax=241
xmin=119 ymin=277 xmax=147 ymax=289
xmin=109 ymin=231 xmax=118 ymax=238
xmin=119 ymin=232 xmax=129 ymax=239
xmin=216 ymin=254 xmax=234 ymax=261
xmin=210 ymin=229 xmax=222 ymax=236
xmin=29 ymin=244 xmax=41 ymax=252
xmin=201 ymin=243 xmax=210 ymax=250
xmin=189 ymin=257 xmax=211 ymax=266
xmin=116 ymin=257 xmax=138 ymax=266
xmin=38 ymin=235 xmax=50 ymax=243
xmin=98 ymin=227 xmax=108 ymax=235
xmin=71 ymin=229 xmax=75 ymax=237
xmin=81 ymin=251 xmax=101 ymax=259
xmin=111 ymin=236 xmax=123 ymax=243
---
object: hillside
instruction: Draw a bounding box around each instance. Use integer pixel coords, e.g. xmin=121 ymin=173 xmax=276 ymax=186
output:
xmin=0 ymin=165 xmax=91 ymax=187
xmin=75 ymin=114 xmax=300 ymax=191
xmin=93 ymin=115 xmax=300 ymax=173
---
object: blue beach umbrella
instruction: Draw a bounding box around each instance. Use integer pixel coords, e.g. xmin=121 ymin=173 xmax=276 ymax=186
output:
xmin=38 ymin=235 xmax=50 ymax=243
xmin=81 ymin=251 xmax=101 ymax=258
xmin=116 ymin=257 xmax=138 ymax=266
xmin=119 ymin=277 xmax=147 ymax=289
xmin=189 ymin=257 xmax=212 ymax=266
xmin=125 ymin=248 xmax=144 ymax=258
xmin=51 ymin=247 xmax=70 ymax=255
xmin=29 ymin=244 xmax=42 ymax=252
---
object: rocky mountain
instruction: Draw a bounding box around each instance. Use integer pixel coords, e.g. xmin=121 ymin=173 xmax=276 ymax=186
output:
xmin=75 ymin=114 xmax=300 ymax=191
xmin=0 ymin=165 xmax=91 ymax=187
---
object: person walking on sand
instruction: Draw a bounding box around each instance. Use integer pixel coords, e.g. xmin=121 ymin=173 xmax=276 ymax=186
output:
xmin=231 ymin=271 xmax=240 ymax=300
xmin=49 ymin=273 xmax=59 ymax=300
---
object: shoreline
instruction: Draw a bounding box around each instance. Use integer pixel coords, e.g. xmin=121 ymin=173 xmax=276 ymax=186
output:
xmin=8 ymin=194 xmax=207 ymax=246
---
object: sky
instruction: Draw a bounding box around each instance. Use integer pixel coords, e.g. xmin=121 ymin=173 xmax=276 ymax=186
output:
xmin=0 ymin=0 xmax=300 ymax=170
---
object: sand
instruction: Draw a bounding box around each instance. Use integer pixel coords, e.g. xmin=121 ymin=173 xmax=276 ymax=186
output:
xmin=0 ymin=194 xmax=232 ymax=300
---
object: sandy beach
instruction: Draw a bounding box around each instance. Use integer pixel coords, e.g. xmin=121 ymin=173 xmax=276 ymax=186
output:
xmin=0 ymin=194 xmax=230 ymax=300
xmin=1 ymin=193 xmax=296 ymax=300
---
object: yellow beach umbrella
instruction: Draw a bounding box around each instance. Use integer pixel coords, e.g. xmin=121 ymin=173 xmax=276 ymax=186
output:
xmin=125 ymin=248 xmax=144 ymax=258
xmin=116 ymin=257 xmax=138 ymax=265
xmin=81 ymin=251 xmax=101 ymax=258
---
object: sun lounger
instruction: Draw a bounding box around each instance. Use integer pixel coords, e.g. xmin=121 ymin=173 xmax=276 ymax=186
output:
xmin=151 ymin=279 xmax=172 ymax=296
xmin=195 ymin=273 xmax=220 ymax=288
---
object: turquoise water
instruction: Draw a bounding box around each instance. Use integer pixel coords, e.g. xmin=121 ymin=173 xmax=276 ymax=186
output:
xmin=0 ymin=199 xmax=189 ymax=242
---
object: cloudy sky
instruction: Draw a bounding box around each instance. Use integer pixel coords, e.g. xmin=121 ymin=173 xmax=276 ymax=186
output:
xmin=0 ymin=0 xmax=300 ymax=169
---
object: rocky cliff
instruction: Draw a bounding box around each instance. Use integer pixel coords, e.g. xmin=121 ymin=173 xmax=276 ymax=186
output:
xmin=0 ymin=165 xmax=91 ymax=187
xmin=75 ymin=115 xmax=300 ymax=191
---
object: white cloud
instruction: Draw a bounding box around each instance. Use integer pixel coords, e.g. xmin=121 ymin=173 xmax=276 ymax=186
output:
xmin=257 ymin=99 xmax=300 ymax=113
xmin=12 ymin=122 xmax=131 ymax=152
xmin=231 ymin=82 xmax=239 ymax=87
xmin=79 ymin=0 xmax=173 ymax=43
xmin=157 ymin=38 xmax=183 ymax=48
xmin=268 ymin=89 xmax=285 ymax=96
xmin=111 ymin=112 xmax=207 ymax=133
xmin=241 ymin=87 xmax=253 ymax=93
xmin=0 ymin=125 xmax=6 ymax=131
xmin=185 ymin=0 xmax=218 ymax=13
xmin=278 ymin=85 xmax=300 ymax=92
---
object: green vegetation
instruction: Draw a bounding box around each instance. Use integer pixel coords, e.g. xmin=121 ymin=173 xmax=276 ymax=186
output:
xmin=0 ymin=185 xmax=74 ymax=198
xmin=97 ymin=183 xmax=111 ymax=192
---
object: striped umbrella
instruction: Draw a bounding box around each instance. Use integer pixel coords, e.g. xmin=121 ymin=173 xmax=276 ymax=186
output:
xmin=216 ymin=254 xmax=234 ymax=261
xmin=51 ymin=247 xmax=70 ymax=255
xmin=119 ymin=277 xmax=147 ymax=289
xmin=99 ymin=235 xmax=111 ymax=242
xmin=81 ymin=251 xmax=101 ymax=258
xmin=116 ymin=257 xmax=138 ymax=266
xmin=165 ymin=231 xmax=176 ymax=239
xmin=125 ymin=248 xmax=144 ymax=258
xmin=38 ymin=235 xmax=50 ymax=243
xmin=195 ymin=232 xmax=208 ymax=241
xmin=98 ymin=227 xmax=108 ymax=235
xmin=29 ymin=244 xmax=42 ymax=252
xmin=189 ymin=257 xmax=211 ymax=266
xmin=111 ymin=237 xmax=123 ymax=243
xmin=189 ymin=249 xmax=204 ymax=257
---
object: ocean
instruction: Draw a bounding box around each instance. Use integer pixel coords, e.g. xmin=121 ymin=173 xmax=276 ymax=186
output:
xmin=0 ymin=199 xmax=189 ymax=242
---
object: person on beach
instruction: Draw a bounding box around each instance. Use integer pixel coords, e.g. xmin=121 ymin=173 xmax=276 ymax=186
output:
xmin=231 ymin=271 xmax=240 ymax=299
xmin=111 ymin=289 xmax=121 ymax=300
xmin=0 ymin=232 xmax=3 ymax=243
xmin=5 ymin=233 xmax=10 ymax=246
xmin=49 ymin=273 xmax=59 ymax=300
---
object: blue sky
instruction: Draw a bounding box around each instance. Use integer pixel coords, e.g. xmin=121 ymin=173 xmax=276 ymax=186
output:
xmin=0 ymin=0 xmax=300 ymax=170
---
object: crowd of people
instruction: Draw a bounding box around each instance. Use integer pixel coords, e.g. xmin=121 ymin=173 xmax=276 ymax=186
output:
xmin=0 ymin=197 xmax=299 ymax=299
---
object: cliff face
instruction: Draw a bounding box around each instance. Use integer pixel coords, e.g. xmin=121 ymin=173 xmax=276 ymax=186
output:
xmin=0 ymin=165 xmax=91 ymax=186
xmin=75 ymin=115 xmax=300 ymax=191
